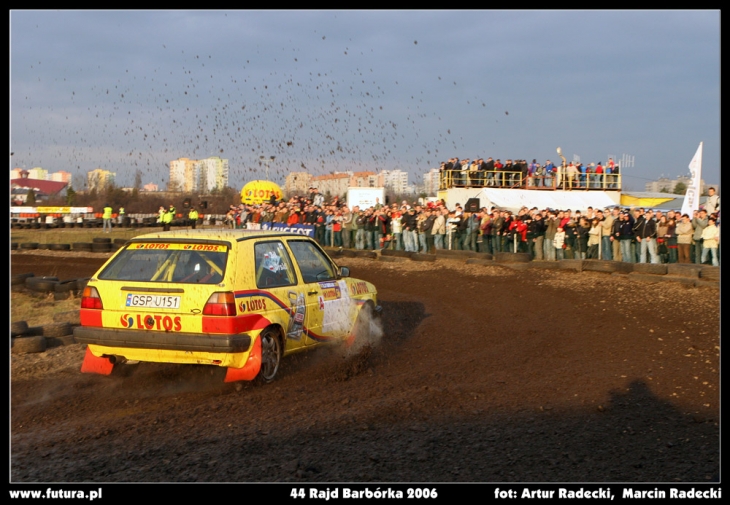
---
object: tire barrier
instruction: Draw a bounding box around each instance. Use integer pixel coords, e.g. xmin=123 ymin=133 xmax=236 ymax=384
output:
xmin=465 ymin=258 xmax=494 ymax=267
xmin=20 ymin=242 xmax=39 ymax=250
xmin=12 ymin=336 xmax=47 ymax=354
xmin=381 ymin=249 xmax=414 ymax=258
xmin=73 ymin=242 xmax=93 ymax=251
xmin=411 ymin=253 xmax=437 ymax=262
xmin=666 ymin=264 xmax=702 ymax=278
xmin=92 ymin=237 xmax=112 ymax=244
xmin=494 ymin=252 xmax=532 ymax=263
xmin=11 ymin=242 xmax=18 ymax=250
xmin=11 ymin=272 xmax=34 ymax=286
xmin=434 ymin=249 xmax=480 ymax=259
xmin=25 ymin=276 xmax=60 ymax=293
xmin=11 ymin=320 xmax=29 ymax=338
xmin=633 ymin=263 xmax=668 ymax=275
xmin=354 ymin=250 xmax=378 ymax=259
xmin=700 ymin=266 xmax=719 ymax=280
xmin=49 ymin=243 xmax=72 ymax=251
xmin=91 ymin=242 xmax=112 ymax=252
xmin=41 ymin=322 xmax=73 ymax=338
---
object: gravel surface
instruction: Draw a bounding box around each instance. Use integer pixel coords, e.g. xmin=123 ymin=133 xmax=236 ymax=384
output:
xmin=10 ymin=251 xmax=720 ymax=483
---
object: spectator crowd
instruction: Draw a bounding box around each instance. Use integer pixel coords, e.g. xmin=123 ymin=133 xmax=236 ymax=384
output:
xmin=218 ymin=187 xmax=720 ymax=267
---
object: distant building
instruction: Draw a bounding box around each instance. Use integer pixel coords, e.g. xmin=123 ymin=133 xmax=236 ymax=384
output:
xmin=349 ymin=171 xmax=378 ymax=188
xmin=49 ymin=171 xmax=72 ymax=184
xmin=11 ymin=170 xmax=68 ymax=204
xmin=27 ymin=167 xmax=48 ymax=180
xmin=422 ymin=168 xmax=440 ymax=196
xmin=143 ymin=182 xmax=159 ymax=192
xmin=645 ymin=176 xmax=709 ymax=194
xmin=285 ymin=172 xmax=313 ymax=196
xmin=311 ymin=173 xmax=350 ymax=198
xmin=380 ymin=169 xmax=409 ymax=194
xmin=169 ymin=156 xmax=229 ymax=192
xmin=87 ymin=168 xmax=116 ymax=192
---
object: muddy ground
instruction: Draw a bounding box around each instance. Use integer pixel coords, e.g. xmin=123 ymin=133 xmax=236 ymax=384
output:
xmin=10 ymin=251 xmax=720 ymax=483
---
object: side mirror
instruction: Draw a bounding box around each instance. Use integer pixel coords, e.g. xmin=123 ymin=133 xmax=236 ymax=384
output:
xmin=339 ymin=266 xmax=350 ymax=278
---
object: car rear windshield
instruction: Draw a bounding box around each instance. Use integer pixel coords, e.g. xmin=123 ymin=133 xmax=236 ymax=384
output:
xmin=98 ymin=243 xmax=228 ymax=284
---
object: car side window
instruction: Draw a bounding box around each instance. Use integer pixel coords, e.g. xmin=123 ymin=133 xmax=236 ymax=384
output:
xmin=287 ymin=240 xmax=336 ymax=283
xmin=254 ymin=241 xmax=297 ymax=288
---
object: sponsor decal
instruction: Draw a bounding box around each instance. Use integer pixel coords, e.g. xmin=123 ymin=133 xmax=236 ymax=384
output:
xmin=118 ymin=314 xmax=183 ymax=331
xmin=349 ymin=281 xmax=369 ymax=296
xmin=259 ymin=223 xmax=315 ymax=237
xmin=246 ymin=298 xmax=267 ymax=312
xmin=129 ymin=243 xmax=226 ymax=252
xmin=120 ymin=314 xmax=134 ymax=328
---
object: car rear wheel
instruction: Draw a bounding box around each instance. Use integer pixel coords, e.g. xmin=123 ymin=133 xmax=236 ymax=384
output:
xmin=255 ymin=328 xmax=282 ymax=384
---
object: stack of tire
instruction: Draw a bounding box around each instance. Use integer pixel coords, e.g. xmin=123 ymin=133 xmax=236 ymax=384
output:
xmin=91 ymin=237 xmax=113 ymax=252
xmin=11 ymin=316 xmax=78 ymax=353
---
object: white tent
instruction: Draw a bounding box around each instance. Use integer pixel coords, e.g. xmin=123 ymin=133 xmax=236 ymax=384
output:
xmin=474 ymin=188 xmax=619 ymax=212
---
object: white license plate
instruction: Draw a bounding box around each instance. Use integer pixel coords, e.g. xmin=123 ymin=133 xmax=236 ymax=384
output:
xmin=125 ymin=294 xmax=181 ymax=309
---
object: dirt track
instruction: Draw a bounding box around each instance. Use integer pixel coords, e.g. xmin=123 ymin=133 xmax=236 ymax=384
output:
xmin=10 ymin=251 xmax=720 ymax=483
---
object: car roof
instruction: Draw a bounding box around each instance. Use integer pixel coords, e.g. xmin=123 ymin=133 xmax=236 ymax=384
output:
xmin=127 ymin=229 xmax=311 ymax=243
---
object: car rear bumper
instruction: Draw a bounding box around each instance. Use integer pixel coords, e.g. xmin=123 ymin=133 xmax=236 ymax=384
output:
xmin=74 ymin=326 xmax=252 ymax=353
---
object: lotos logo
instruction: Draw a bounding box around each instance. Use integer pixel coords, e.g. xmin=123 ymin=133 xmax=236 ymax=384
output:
xmin=122 ymin=314 xmax=182 ymax=332
xmin=120 ymin=314 xmax=133 ymax=328
xmin=246 ymin=298 xmax=267 ymax=312
xmin=349 ymin=281 xmax=369 ymax=296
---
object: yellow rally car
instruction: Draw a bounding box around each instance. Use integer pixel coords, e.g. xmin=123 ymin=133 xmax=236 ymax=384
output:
xmin=74 ymin=230 xmax=381 ymax=383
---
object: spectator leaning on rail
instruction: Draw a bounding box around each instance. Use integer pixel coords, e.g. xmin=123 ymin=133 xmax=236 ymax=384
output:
xmin=102 ymin=203 xmax=113 ymax=233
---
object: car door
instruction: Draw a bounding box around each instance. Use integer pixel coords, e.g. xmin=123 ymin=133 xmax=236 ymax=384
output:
xmin=251 ymin=240 xmax=307 ymax=353
xmin=285 ymin=239 xmax=352 ymax=345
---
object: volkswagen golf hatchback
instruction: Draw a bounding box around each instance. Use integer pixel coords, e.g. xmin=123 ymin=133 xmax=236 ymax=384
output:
xmin=74 ymin=229 xmax=381 ymax=383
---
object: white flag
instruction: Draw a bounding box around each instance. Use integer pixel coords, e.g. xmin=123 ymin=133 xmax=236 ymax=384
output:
xmin=680 ymin=142 xmax=703 ymax=217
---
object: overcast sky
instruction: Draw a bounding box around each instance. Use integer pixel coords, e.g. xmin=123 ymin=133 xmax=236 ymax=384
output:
xmin=10 ymin=10 xmax=720 ymax=192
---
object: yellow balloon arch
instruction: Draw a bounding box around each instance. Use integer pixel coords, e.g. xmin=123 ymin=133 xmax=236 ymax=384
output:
xmin=240 ymin=180 xmax=283 ymax=204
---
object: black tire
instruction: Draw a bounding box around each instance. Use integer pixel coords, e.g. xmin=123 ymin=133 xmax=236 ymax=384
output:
xmin=53 ymin=309 xmax=81 ymax=325
xmin=381 ymin=249 xmax=413 ymax=258
xmin=411 ymin=253 xmax=437 ymax=262
xmin=42 ymin=322 xmax=73 ymax=338
xmin=53 ymin=291 xmax=71 ymax=301
xmin=11 ymin=320 xmax=29 ymax=336
xmin=11 ymin=242 xmax=18 ymax=250
xmin=26 ymin=276 xmax=60 ymax=293
xmin=46 ymin=335 xmax=76 ymax=348
xmin=633 ymin=263 xmax=667 ymax=275
xmin=73 ymin=242 xmax=93 ymax=251
xmin=38 ymin=243 xmax=51 ymax=250
xmin=93 ymin=237 xmax=112 ymax=244
xmin=700 ymin=266 xmax=719 ymax=280
xmin=11 ymin=272 xmax=34 ymax=286
xmin=56 ymin=280 xmax=78 ymax=292
xmin=355 ymin=250 xmax=378 ymax=259
xmin=91 ymin=242 xmax=112 ymax=252
xmin=20 ymin=242 xmax=39 ymax=250
xmin=50 ymin=243 xmax=71 ymax=251
xmin=494 ymin=252 xmax=532 ymax=263
xmin=255 ymin=328 xmax=282 ymax=385
xmin=12 ymin=336 xmax=47 ymax=354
